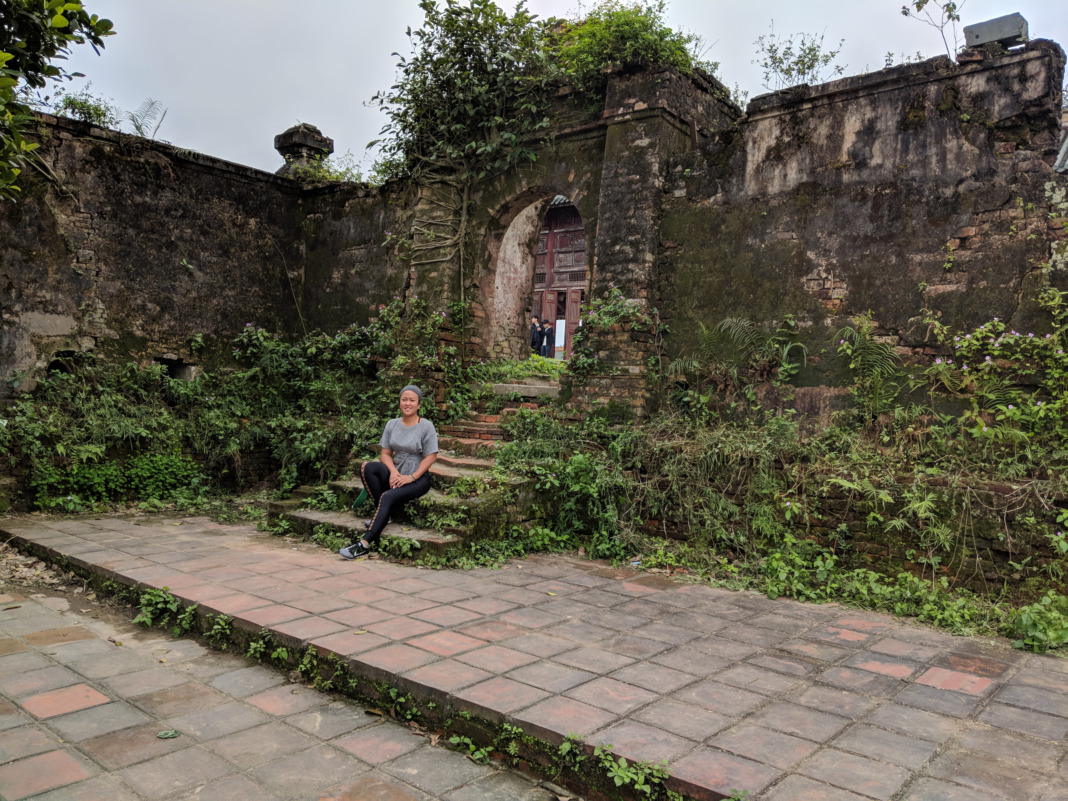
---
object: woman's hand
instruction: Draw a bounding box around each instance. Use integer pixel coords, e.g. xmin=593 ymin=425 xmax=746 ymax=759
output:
xmin=389 ymin=472 xmax=414 ymax=489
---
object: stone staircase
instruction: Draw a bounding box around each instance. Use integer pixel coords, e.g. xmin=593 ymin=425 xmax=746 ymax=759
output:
xmin=267 ymin=380 xmax=557 ymax=556
xmin=437 ymin=379 xmax=558 ymax=457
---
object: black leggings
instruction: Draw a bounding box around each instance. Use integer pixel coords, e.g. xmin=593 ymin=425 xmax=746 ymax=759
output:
xmin=358 ymin=461 xmax=432 ymax=546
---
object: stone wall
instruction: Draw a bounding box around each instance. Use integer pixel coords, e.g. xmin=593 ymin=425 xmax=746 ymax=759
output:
xmin=0 ymin=115 xmax=306 ymax=394
xmin=299 ymin=182 xmax=411 ymax=334
xmin=0 ymin=116 xmax=421 ymax=394
xmin=657 ymin=41 xmax=1068 ymax=380
xmin=2 ymin=43 xmax=1065 ymax=413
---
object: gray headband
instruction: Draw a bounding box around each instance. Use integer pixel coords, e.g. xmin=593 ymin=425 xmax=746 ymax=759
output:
xmin=399 ymin=384 xmax=422 ymax=402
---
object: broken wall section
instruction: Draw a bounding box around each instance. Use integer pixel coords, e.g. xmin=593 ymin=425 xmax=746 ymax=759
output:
xmin=658 ymin=40 xmax=1068 ymax=398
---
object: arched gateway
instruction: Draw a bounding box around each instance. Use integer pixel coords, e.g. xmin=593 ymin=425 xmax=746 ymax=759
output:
xmin=481 ymin=190 xmax=591 ymax=362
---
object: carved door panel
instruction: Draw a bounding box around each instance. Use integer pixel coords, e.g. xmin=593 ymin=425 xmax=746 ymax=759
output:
xmin=565 ymin=288 xmax=584 ymax=356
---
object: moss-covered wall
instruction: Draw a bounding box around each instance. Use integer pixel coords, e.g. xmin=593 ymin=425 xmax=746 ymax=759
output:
xmin=658 ymin=40 xmax=1068 ymax=383
xmin=0 ymin=115 xmax=306 ymax=394
xmin=4 ymin=44 xmax=1064 ymax=410
xmin=298 ymin=182 xmax=411 ymax=334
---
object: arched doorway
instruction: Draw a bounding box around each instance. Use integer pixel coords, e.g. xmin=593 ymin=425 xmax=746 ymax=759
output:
xmin=532 ymin=196 xmax=586 ymax=358
xmin=485 ymin=191 xmax=590 ymax=361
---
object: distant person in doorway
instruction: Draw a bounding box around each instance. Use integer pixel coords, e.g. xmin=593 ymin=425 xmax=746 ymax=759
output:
xmin=530 ymin=315 xmax=542 ymax=355
xmin=540 ymin=318 xmax=555 ymax=358
xmin=339 ymin=385 xmax=438 ymax=560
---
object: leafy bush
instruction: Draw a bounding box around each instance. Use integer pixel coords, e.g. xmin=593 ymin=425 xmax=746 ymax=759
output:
xmin=1007 ymin=592 xmax=1068 ymax=653
xmin=1 ymin=296 xmax=460 ymax=506
xmin=51 ymin=82 xmax=118 ymax=127
xmin=557 ymin=0 xmax=706 ymax=94
xmin=288 ymin=150 xmax=363 ymax=183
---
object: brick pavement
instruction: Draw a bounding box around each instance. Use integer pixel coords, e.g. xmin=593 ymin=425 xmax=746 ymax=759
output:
xmin=3 ymin=515 xmax=1068 ymax=800
xmin=0 ymin=581 xmax=559 ymax=798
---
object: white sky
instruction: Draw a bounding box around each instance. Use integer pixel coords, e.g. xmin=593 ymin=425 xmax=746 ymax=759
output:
xmin=61 ymin=0 xmax=1066 ymax=174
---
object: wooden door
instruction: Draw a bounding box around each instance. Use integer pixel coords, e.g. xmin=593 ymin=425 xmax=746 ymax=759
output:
xmin=532 ymin=199 xmax=587 ymax=358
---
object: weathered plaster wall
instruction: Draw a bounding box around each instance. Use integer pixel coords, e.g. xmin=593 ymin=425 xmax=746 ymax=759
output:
xmin=3 ymin=45 xmax=1064 ymax=414
xmin=0 ymin=115 xmax=306 ymax=394
xmin=658 ymin=41 xmax=1068 ymax=385
xmin=0 ymin=116 xmax=419 ymax=394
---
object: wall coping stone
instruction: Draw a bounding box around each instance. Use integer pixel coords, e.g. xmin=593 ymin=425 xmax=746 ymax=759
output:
xmin=745 ymin=39 xmax=1065 ymax=120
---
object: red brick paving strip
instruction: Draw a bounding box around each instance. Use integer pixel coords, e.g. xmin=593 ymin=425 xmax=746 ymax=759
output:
xmin=0 ymin=749 xmax=95 ymax=800
xmin=7 ymin=519 xmax=1068 ymax=801
xmin=21 ymin=684 xmax=109 ymax=718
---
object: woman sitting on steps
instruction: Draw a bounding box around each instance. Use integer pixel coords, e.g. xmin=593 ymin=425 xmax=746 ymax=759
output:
xmin=340 ymin=385 xmax=438 ymax=560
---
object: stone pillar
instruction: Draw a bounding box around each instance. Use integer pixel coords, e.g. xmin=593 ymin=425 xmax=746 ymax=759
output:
xmin=569 ymin=66 xmax=709 ymax=416
xmin=274 ymin=123 xmax=334 ymax=177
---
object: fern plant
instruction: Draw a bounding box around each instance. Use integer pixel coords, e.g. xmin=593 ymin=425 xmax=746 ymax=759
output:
xmin=837 ymin=313 xmax=902 ymax=420
xmin=668 ymin=316 xmax=807 ymax=411
xmin=125 ymin=98 xmax=167 ymax=139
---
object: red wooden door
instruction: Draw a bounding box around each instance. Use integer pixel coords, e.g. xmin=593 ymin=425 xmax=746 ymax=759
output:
xmin=533 ymin=198 xmax=587 ymax=358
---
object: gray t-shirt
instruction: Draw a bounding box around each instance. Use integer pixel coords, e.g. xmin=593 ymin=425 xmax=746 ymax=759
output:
xmin=380 ymin=417 xmax=438 ymax=476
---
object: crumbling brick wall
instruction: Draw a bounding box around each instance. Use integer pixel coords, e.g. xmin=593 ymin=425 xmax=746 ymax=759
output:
xmin=657 ymin=40 xmax=1068 ymax=388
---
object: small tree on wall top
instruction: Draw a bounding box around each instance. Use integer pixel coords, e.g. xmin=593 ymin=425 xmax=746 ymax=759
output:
xmin=369 ymin=0 xmax=715 ymax=185
xmin=555 ymin=0 xmax=710 ymax=95
xmin=753 ymin=22 xmax=846 ymax=91
xmin=900 ymin=0 xmax=968 ymax=59
xmin=369 ymin=0 xmax=554 ymax=185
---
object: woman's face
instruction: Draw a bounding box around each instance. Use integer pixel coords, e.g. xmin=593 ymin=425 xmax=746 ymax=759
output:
xmin=399 ymin=390 xmax=420 ymax=417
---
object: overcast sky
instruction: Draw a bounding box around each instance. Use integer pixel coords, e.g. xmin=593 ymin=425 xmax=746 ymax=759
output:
xmin=60 ymin=0 xmax=1066 ymax=174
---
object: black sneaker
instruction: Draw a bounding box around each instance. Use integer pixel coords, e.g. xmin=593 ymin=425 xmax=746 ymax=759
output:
xmin=339 ymin=542 xmax=370 ymax=560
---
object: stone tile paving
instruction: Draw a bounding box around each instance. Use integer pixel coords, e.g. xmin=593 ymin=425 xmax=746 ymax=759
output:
xmin=3 ymin=516 xmax=1068 ymax=799
xmin=0 ymin=583 xmax=561 ymax=799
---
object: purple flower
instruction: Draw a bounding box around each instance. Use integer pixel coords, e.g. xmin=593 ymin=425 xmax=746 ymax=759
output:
xmin=935 ymin=358 xmax=942 ymax=365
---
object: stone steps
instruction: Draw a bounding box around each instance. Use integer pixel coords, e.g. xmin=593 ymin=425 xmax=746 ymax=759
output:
xmin=488 ymin=380 xmax=559 ymax=400
xmin=428 ymin=462 xmax=496 ymax=488
xmin=465 ymin=412 xmax=503 ymax=424
xmin=438 ymin=420 xmax=507 ymax=440
xmin=280 ymin=508 xmax=461 ymax=556
xmin=437 ymin=437 xmax=501 ymax=458
xmin=325 ymin=480 xmax=479 ymax=511
xmin=435 ymin=454 xmax=495 ymax=471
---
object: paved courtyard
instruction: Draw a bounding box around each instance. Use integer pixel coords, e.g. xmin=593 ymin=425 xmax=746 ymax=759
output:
xmin=1 ymin=515 xmax=1067 ymax=800
xmin=0 ymin=591 xmax=560 ymax=800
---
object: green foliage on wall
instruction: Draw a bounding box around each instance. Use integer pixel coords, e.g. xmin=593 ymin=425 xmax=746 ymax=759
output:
xmin=556 ymin=0 xmax=708 ymax=95
xmin=0 ymin=297 xmax=465 ymax=509
xmin=0 ymin=0 xmax=114 ymax=199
